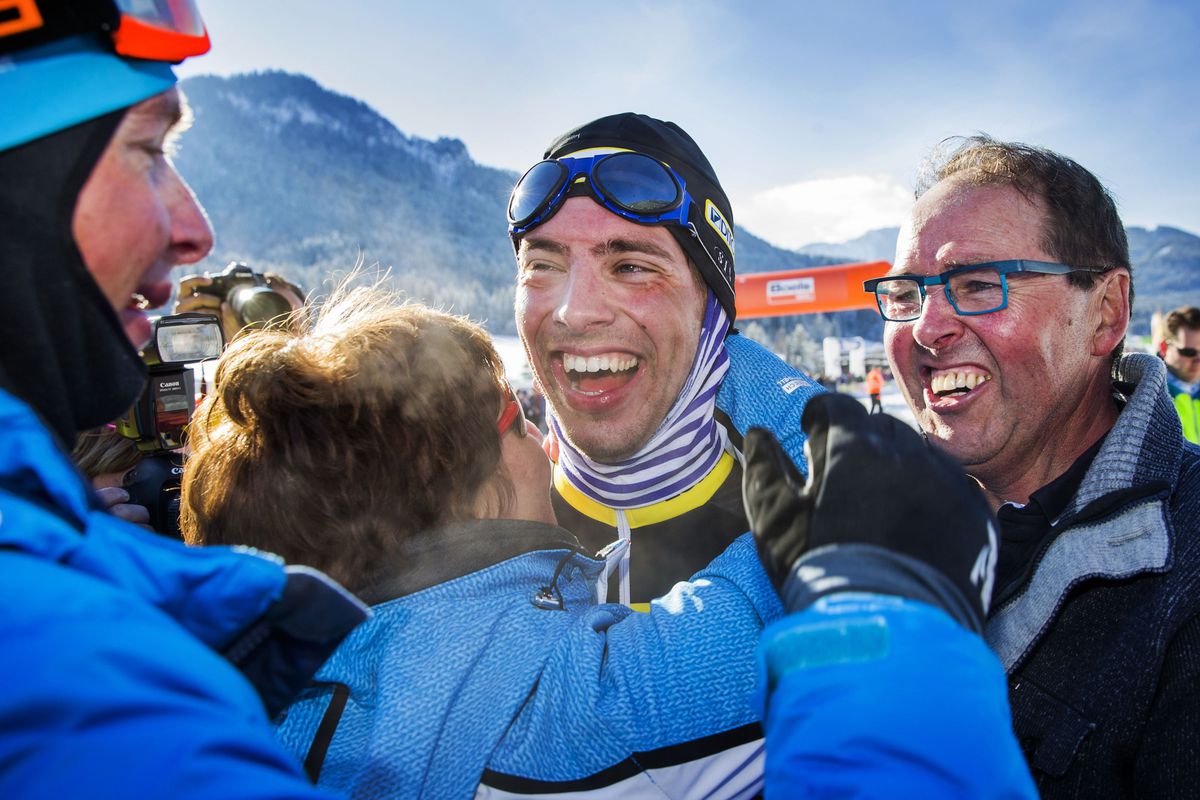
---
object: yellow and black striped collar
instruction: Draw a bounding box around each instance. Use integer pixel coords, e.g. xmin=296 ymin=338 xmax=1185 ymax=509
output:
xmin=552 ymin=451 xmax=736 ymax=528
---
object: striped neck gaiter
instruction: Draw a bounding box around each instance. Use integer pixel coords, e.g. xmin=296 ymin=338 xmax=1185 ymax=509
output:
xmin=550 ymin=292 xmax=731 ymax=510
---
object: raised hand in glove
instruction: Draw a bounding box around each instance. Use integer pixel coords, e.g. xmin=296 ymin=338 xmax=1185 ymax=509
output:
xmin=743 ymin=393 xmax=997 ymax=633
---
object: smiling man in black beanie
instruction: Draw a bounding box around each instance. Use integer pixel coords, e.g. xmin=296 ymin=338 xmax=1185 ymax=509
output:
xmin=0 ymin=3 xmax=362 ymax=796
xmin=508 ymin=113 xmax=823 ymax=609
xmin=504 ymin=113 xmax=1037 ymax=799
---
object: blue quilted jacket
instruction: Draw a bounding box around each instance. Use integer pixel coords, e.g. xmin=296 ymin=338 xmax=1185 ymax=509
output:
xmin=0 ymin=389 xmax=334 ymax=800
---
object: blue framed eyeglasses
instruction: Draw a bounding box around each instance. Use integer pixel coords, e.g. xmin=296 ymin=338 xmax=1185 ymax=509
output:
xmin=863 ymin=260 xmax=1108 ymax=322
xmin=1169 ymin=342 xmax=1200 ymax=359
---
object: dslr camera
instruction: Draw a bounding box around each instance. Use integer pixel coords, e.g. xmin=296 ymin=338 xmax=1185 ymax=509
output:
xmin=116 ymin=313 xmax=224 ymax=538
xmin=193 ymin=261 xmax=295 ymax=329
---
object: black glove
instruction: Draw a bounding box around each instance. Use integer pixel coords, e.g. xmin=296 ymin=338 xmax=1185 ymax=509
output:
xmin=743 ymin=393 xmax=997 ymax=632
xmin=222 ymin=566 xmax=370 ymax=718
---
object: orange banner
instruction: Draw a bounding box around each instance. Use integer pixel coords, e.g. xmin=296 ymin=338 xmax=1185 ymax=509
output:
xmin=734 ymin=260 xmax=890 ymax=319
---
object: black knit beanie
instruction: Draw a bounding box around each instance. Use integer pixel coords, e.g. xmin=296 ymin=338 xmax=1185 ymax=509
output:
xmin=540 ymin=113 xmax=737 ymax=327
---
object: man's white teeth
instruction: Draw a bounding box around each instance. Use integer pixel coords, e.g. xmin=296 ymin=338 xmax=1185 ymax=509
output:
xmin=563 ymin=353 xmax=638 ymax=373
xmin=932 ymin=371 xmax=991 ymax=396
xmin=130 ymin=292 xmax=149 ymax=311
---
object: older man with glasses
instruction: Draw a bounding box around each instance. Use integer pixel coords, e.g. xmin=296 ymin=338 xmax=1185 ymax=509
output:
xmin=866 ymin=135 xmax=1200 ymax=798
xmin=1158 ymin=305 xmax=1200 ymax=443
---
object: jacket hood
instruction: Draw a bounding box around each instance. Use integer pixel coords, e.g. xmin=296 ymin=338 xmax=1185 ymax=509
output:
xmin=0 ymin=388 xmax=286 ymax=648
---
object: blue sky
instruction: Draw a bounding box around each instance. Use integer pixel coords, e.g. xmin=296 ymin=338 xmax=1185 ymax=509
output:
xmin=177 ymin=0 xmax=1200 ymax=250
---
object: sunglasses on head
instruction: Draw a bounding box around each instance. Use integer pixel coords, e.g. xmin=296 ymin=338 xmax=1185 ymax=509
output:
xmin=507 ymin=151 xmax=692 ymax=235
xmin=497 ymin=380 xmax=528 ymax=438
xmin=1171 ymin=343 xmax=1200 ymax=359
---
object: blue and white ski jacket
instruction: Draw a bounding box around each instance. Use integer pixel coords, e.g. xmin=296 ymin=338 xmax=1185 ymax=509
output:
xmin=0 ymin=388 xmax=333 ymax=800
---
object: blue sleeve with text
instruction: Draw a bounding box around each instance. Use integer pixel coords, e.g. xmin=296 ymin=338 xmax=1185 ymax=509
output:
xmin=759 ymin=593 xmax=1037 ymax=799
xmin=717 ymin=333 xmax=824 ymax=474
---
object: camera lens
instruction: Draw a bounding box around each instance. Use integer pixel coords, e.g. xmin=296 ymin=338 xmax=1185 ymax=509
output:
xmin=123 ymin=451 xmax=185 ymax=539
xmin=230 ymin=286 xmax=293 ymax=328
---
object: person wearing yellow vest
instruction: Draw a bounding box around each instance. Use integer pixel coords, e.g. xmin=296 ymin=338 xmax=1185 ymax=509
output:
xmin=1160 ymin=306 xmax=1200 ymax=444
xmin=508 ymin=113 xmax=822 ymax=609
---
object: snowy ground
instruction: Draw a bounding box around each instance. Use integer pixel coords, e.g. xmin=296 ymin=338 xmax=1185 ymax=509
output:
xmin=847 ymin=384 xmax=919 ymax=429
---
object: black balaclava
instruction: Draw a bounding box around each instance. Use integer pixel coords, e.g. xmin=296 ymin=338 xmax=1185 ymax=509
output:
xmin=0 ymin=110 xmax=147 ymax=447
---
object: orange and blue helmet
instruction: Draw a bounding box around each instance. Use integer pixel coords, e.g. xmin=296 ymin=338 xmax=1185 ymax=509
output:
xmin=0 ymin=0 xmax=210 ymax=151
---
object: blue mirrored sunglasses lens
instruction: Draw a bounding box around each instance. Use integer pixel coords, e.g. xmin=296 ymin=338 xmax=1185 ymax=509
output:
xmin=509 ymin=161 xmax=566 ymax=225
xmin=593 ymin=152 xmax=681 ymax=214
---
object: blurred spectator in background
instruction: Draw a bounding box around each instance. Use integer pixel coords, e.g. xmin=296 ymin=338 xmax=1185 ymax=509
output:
xmin=814 ymin=373 xmax=839 ymax=393
xmin=865 ymin=365 xmax=885 ymax=413
xmin=73 ymin=425 xmax=143 ymax=488
xmin=517 ymin=386 xmax=546 ymax=433
xmin=72 ymin=425 xmax=150 ymax=528
xmin=176 ymin=265 xmax=307 ymax=343
xmin=1159 ymin=305 xmax=1200 ymax=443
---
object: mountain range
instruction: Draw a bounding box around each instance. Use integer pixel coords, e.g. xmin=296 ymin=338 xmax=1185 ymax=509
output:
xmin=174 ymin=71 xmax=1198 ymax=338
xmin=174 ymin=71 xmax=835 ymax=336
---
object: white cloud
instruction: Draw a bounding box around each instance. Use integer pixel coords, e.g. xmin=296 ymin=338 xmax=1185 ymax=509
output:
xmin=736 ymin=174 xmax=913 ymax=249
